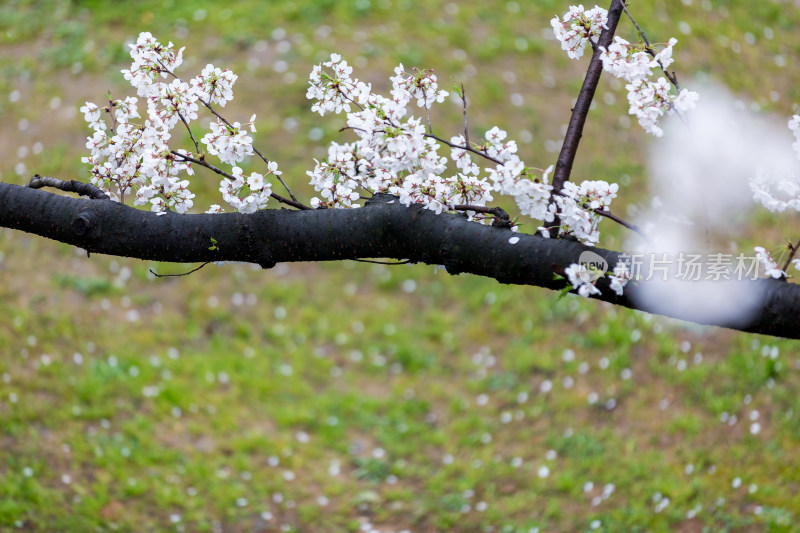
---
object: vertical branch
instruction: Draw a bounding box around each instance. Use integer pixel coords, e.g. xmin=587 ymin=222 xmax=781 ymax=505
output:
xmin=780 ymin=236 xmax=800 ymax=275
xmin=550 ymin=0 xmax=625 ymax=196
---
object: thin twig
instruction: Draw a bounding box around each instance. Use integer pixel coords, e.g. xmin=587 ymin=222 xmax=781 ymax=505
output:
xmin=620 ymin=2 xmax=689 ymax=126
xmin=157 ymin=58 xmax=300 ymax=202
xmin=780 ymin=236 xmax=800 ymax=276
xmin=621 ymin=1 xmax=683 ymax=92
xmin=452 ymin=204 xmax=513 ymax=228
xmin=339 ymin=125 xmax=369 ymax=135
xmin=251 ymin=146 xmax=299 ymax=203
xmin=27 ymin=175 xmax=110 ymax=200
xmin=197 ymin=98 xmax=302 ymax=202
xmin=461 ymin=83 xmax=469 ymax=146
xmin=593 ymin=208 xmax=651 ymax=245
xmin=150 ymin=262 xmax=211 ymax=278
xmin=424 ymin=133 xmax=503 ymax=165
xmin=621 ymin=2 xmax=651 ymax=48
xmin=171 ymin=151 xmax=311 ymax=210
xmin=176 ymin=110 xmax=200 ymax=153
xmin=106 ymin=99 xmax=119 ymax=133
xmin=333 ymin=85 xmax=365 ymax=112
xmin=353 ymin=259 xmax=412 ymax=265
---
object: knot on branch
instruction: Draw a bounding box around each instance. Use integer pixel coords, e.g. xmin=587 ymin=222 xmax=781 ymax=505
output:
xmin=71 ymin=212 xmax=95 ymax=236
xmin=258 ymin=254 xmax=276 ymax=270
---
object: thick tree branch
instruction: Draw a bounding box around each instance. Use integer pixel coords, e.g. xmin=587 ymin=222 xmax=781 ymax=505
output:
xmin=1 ymin=182 xmax=799 ymax=338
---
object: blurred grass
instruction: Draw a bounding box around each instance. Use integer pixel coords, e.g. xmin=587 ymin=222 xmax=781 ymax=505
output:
xmin=1 ymin=0 xmax=800 ymax=531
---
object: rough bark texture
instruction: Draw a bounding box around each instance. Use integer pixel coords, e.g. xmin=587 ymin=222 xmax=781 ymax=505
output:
xmin=551 ymin=0 xmax=625 ymax=194
xmin=2 ymin=182 xmax=799 ymax=339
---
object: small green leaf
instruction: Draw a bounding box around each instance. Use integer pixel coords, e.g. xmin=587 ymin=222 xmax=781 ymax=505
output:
xmin=557 ymin=285 xmax=572 ymax=300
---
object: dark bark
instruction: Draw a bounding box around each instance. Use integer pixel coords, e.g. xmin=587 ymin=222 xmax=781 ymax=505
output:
xmin=1 ymin=182 xmax=799 ymax=339
xmin=551 ymin=0 xmax=625 ymax=195
xmin=549 ymin=0 xmax=625 ymax=238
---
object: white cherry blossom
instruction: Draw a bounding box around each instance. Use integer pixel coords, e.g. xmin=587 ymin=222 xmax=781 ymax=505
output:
xmin=608 ymin=262 xmax=631 ymax=296
xmin=201 ymin=120 xmax=254 ymax=165
xmin=121 ymin=32 xmax=185 ymax=97
xmin=191 ymin=64 xmax=237 ymax=107
xmin=754 ymin=246 xmax=786 ymax=279
xmin=390 ymin=64 xmax=449 ymax=109
xmin=551 ymin=5 xmax=608 ymax=60
xmin=565 ymin=263 xmax=602 ymax=298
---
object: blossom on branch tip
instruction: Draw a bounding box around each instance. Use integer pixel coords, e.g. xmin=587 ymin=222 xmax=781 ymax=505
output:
xmin=191 ymin=64 xmax=237 ymax=107
xmin=390 ymin=64 xmax=449 ymax=109
xmin=599 ymin=37 xmax=654 ymax=82
xmin=551 ymin=4 xmax=609 ymax=60
xmin=122 ymin=32 xmax=185 ymax=97
xmin=597 ymin=34 xmax=698 ymax=136
xmin=653 ymin=38 xmax=678 ymax=70
xmin=484 ymin=127 xmax=518 ymax=162
xmin=306 ymin=54 xmax=371 ymax=116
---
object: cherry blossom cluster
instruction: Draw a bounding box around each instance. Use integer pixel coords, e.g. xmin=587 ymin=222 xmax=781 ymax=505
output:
xmin=390 ymin=65 xmax=450 ymax=109
xmin=306 ymin=54 xmax=621 ymax=238
xmin=565 ymin=260 xmax=630 ymax=298
xmin=80 ymin=97 xmax=196 ymax=214
xmin=553 ymin=5 xmax=699 ymax=137
xmin=121 ymin=32 xmax=185 ymax=96
xmin=548 ymin=180 xmax=619 ymax=244
xmin=213 ymin=162 xmax=276 ymax=214
xmin=487 ymin=159 xmax=553 ymax=222
xmin=201 ymin=119 xmax=256 ymax=166
xmin=600 ymin=36 xmax=698 ymax=136
xmin=550 ymin=5 xmax=608 ymax=60
xmin=81 ymin=32 xmax=279 ymax=214
xmin=564 ymin=263 xmax=602 ymax=297
xmin=306 ymin=53 xmax=371 ymax=116
xmin=191 ymin=64 xmax=238 ymax=107
xmin=306 ymin=54 xmax=497 ymax=215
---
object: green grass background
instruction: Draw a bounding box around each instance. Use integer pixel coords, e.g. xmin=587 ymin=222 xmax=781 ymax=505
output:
xmin=1 ymin=0 xmax=800 ymax=531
